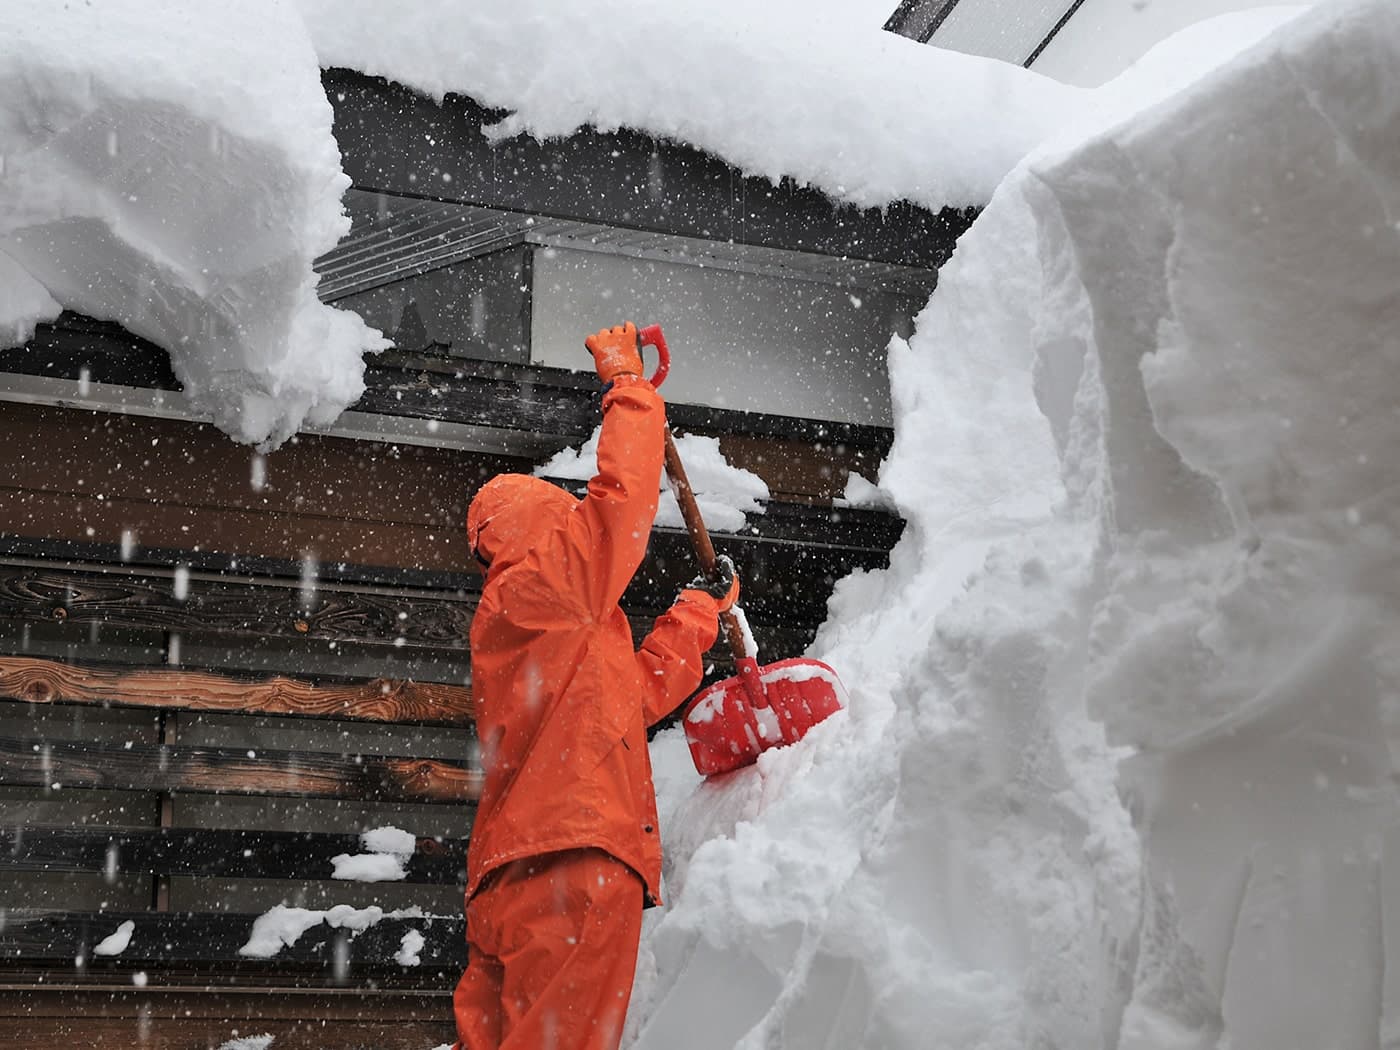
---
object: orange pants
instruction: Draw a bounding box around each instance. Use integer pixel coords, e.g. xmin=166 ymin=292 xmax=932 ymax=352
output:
xmin=453 ymin=848 xmax=645 ymax=1050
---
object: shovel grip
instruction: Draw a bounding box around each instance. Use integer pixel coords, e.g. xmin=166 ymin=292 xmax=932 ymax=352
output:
xmin=638 ymin=324 xmax=671 ymax=389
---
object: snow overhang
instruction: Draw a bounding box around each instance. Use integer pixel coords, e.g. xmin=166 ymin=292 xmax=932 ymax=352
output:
xmin=322 ymin=69 xmax=975 ymax=275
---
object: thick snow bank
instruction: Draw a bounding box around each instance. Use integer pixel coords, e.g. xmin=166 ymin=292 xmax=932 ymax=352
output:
xmin=294 ymin=0 xmax=1078 ymax=212
xmin=1035 ymin=1 xmax=1400 ymax=1044
xmin=0 ymin=0 xmax=384 ymax=445
xmin=629 ymin=3 xmax=1398 ymax=1048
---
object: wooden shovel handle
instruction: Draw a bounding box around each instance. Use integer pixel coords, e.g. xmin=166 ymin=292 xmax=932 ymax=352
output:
xmin=662 ymin=428 xmax=751 ymax=664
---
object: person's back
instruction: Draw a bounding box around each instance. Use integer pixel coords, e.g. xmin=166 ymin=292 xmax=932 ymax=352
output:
xmin=453 ymin=323 xmax=738 ymax=1050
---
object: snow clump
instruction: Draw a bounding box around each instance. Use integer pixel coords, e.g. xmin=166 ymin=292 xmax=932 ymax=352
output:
xmin=238 ymin=904 xmax=426 ymax=959
xmin=537 ymin=427 xmax=769 ymax=533
xmin=92 ymin=919 xmax=136 ymax=958
xmin=0 ymin=0 xmax=385 ymax=446
xmin=330 ymin=825 xmax=418 ymax=881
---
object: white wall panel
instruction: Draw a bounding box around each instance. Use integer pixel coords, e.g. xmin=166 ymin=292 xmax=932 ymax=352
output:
xmin=928 ymin=0 xmax=1069 ymax=65
xmin=531 ymin=247 xmax=917 ymax=427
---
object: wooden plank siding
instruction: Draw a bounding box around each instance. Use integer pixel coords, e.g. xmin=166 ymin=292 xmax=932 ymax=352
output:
xmin=7 ymin=1017 xmax=455 ymax=1050
xmin=0 ymin=826 xmax=467 ymax=884
xmin=0 ymin=737 xmax=480 ymax=804
xmin=0 ymin=657 xmax=473 ymax=725
xmin=0 ymin=985 xmax=456 ymax=1050
xmin=0 ymin=318 xmax=907 ymax=1037
xmin=0 ymin=317 xmax=894 ymax=506
xmin=0 ymin=400 xmax=499 ymax=574
xmin=0 ymin=564 xmax=474 ymax=661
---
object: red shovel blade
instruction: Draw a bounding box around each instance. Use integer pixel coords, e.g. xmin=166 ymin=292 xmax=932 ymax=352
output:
xmin=682 ymin=657 xmax=848 ymax=776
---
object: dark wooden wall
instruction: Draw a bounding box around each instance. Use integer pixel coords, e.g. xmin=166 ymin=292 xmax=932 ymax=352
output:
xmin=0 ymin=402 xmax=503 ymax=574
xmin=0 ymin=389 xmax=904 ymax=1046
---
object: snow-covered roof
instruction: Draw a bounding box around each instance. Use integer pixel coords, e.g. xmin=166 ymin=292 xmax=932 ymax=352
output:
xmin=0 ymin=0 xmax=1080 ymax=445
xmin=295 ymin=0 xmax=1076 ymax=214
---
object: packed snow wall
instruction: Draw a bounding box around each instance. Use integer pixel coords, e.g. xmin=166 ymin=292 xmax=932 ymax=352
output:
xmin=634 ymin=1 xmax=1398 ymax=1047
xmin=1037 ymin=0 xmax=1400 ymax=1044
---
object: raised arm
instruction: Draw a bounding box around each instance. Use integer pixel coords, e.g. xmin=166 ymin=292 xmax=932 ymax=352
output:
xmin=568 ymin=324 xmax=666 ymax=616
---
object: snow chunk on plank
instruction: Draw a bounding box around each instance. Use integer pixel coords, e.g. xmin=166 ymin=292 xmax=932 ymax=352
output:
xmin=238 ymin=904 xmax=427 ymax=958
xmin=0 ymin=0 xmax=385 ymax=446
xmin=92 ymin=919 xmax=135 ymax=957
xmin=360 ymin=825 xmax=416 ymax=857
xmin=216 ymin=1037 xmax=275 ymax=1050
xmin=238 ymin=906 xmax=328 ymax=959
xmin=330 ymin=852 xmax=407 ymax=882
xmin=538 ymin=429 xmax=768 ymax=533
xmin=395 ymin=929 xmax=425 ymax=967
xmin=330 ymin=825 xmax=417 ymax=881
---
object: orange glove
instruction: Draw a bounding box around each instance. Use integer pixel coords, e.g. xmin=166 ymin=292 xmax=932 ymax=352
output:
xmin=689 ymin=554 xmax=740 ymax=613
xmin=584 ymin=322 xmax=644 ymax=383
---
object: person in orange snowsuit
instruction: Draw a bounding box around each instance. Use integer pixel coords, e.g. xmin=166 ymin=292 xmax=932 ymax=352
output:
xmin=453 ymin=322 xmax=739 ymax=1050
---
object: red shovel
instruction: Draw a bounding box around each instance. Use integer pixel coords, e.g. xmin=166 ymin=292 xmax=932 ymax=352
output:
xmin=639 ymin=324 xmax=849 ymax=777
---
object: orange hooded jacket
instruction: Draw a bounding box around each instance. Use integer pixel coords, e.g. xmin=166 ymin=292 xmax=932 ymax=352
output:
xmin=463 ymin=374 xmax=720 ymax=906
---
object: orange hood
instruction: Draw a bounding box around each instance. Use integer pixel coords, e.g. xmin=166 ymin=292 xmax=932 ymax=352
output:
xmin=466 ymin=473 xmax=577 ymax=573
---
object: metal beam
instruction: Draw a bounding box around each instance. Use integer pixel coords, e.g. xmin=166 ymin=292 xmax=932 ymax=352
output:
xmin=1024 ymin=0 xmax=1089 ymax=67
xmin=883 ymin=0 xmax=963 ymax=44
xmin=324 ymin=68 xmax=975 ymax=271
xmin=0 ymin=315 xmax=897 ymax=453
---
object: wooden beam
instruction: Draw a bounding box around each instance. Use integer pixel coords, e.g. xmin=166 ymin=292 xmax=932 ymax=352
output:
xmin=0 ymin=656 xmax=474 ymax=726
xmin=0 ymin=826 xmax=467 ymax=885
xmin=151 ymin=709 xmax=176 ymax=912
xmin=0 ymin=532 xmax=475 ymax=594
xmin=8 ymin=1018 xmax=455 ymax=1050
xmin=0 ymin=984 xmax=449 ymax=1020
xmin=0 ymin=561 xmax=474 ymax=654
xmin=0 ymin=737 xmax=482 ymax=804
xmin=0 ymin=910 xmax=466 ymax=971
xmin=0 ymin=315 xmax=898 ymax=453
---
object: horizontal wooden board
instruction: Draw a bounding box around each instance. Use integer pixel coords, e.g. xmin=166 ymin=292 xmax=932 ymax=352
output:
xmin=0 ymin=909 xmax=466 ymax=972
xmin=0 ymin=655 xmax=473 ymax=725
xmin=6 ymin=1018 xmax=456 ymax=1050
xmin=0 ymin=656 xmax=474 ymax=726
xmin=0 ymin=561 xmax=473 ymax=653
xmin=0 ymin=983 xmax=449 ymax=1019
xmin=0 ymin=737 xmax=481 ymax=804
xmin=0 ymin=826 xmax=467 ymax=885
xmin=0 ymin=534 xmax=474 ymax=592
xmin=0 ymin=398 xmax=515 ymax=532
xmin=0 ymin=484 xmax=473 ymax=576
